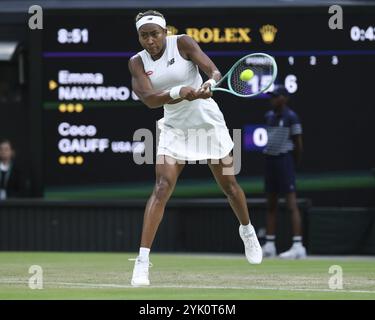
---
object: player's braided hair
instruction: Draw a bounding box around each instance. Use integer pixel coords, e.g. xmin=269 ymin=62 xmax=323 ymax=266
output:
xmin=135 ymin=10 xmax=165 ymax=23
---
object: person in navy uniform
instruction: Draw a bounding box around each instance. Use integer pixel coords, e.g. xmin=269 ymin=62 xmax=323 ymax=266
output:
xmin=261 ymin=85 xmax=306 ymax=259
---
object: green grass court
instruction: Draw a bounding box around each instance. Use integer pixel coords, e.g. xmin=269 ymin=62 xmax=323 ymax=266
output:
xmin=44 ymin=171 xmax=375 ymax=199
xmin=0 ymin=252 xmax=374 ymax=300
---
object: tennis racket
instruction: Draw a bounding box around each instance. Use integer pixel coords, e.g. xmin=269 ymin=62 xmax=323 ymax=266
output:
xmin=210 ymin=53 xmax=278 ymax=98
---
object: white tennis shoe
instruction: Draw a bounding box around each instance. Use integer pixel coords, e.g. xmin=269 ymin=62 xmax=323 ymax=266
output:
xmin=239 ymin=225 xmax=263 ymax=264
xmin=131 ymin=256 xmax=151 ymax=286
xmin=279 ymin=244 xmax=307 ymax=259
xmin=262 ymin=242 xmax=277 ymax=258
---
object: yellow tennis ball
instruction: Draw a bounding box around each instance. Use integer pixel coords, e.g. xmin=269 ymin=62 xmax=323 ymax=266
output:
xmin=240 ymin=69 xmax=254 ymax=81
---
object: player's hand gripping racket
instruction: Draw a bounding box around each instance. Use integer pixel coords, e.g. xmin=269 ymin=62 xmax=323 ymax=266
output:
xmin=210 ymin=53 xmax=278 ymax=98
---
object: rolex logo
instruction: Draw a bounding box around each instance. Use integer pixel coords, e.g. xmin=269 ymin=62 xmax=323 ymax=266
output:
xmin=259 ymin=24 xmax=278 ymax=44
xmin=167 ymin=25 xmax=178 ymax=36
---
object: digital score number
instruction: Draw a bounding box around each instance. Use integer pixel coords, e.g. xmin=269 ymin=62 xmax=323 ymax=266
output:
xmin=350 ymin=26 xmax=375 ymax=42
xmin=57 ymin=28 xmax=89 ymax=44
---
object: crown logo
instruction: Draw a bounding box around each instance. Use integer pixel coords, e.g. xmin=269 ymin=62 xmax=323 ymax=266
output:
xmin=259 ymin=25 xmax=278 ymax=44
xmin=167 ymin=25 xmax=178 ymax=36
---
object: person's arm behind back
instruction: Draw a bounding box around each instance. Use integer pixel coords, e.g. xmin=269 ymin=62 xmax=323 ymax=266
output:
xmin=292 ymin=134 xmax=303 ymax=164
xmin=290 ymin=112 xmax=303 ymax=164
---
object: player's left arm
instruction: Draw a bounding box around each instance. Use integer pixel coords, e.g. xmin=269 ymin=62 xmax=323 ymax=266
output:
xmin=178 ymin=35 xmax=221 ymax=96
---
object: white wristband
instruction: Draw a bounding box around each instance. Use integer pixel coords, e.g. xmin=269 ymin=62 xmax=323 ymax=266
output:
xmin=207 ymin=79 xmax=217 ymax=87
xmin=169 ymin=85 xmax=183 ymax=100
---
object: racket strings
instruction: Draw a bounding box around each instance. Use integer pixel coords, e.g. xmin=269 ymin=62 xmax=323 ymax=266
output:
xmin=229 ymin=55 xmax=274 ymax=95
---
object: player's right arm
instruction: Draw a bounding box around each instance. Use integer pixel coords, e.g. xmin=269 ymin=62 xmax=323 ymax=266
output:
xmin=128 ymin=55 xmax=199 ymax=108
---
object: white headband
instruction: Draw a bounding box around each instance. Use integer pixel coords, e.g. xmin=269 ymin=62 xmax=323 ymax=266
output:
xmin=136 ymin=15 xmax=166 ymax=31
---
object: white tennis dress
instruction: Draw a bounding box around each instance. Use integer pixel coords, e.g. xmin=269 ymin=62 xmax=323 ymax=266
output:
xmin=137 ymin=35 xmax=234 ymax=161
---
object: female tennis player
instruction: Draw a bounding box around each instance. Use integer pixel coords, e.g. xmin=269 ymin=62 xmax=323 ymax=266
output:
xmin=130 ymin=10 xmax=262 ymax=286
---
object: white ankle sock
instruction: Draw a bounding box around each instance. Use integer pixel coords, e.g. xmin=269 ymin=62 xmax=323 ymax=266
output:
xmin=139 ymin=247 xmax=150 ymax=260
xmin=293 ymin=236 xmax=303 ymax=247
xmin=266 ymin=235 xmax=276 ymax=245
xmin=241 ymin=223 xmax=254 ymax=235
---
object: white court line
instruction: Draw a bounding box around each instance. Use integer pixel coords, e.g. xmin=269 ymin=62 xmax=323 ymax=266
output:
xmin=0 ymin=279 xmax=374 ymax=294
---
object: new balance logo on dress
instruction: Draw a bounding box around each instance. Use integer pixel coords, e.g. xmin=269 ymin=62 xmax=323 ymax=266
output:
xmin=167 ymin=58 xmax=175 ymax=66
